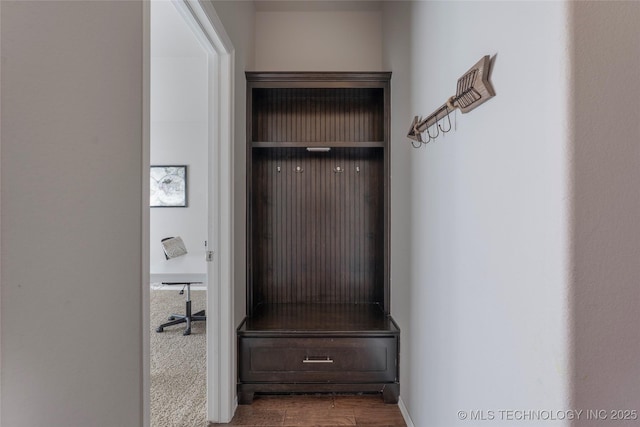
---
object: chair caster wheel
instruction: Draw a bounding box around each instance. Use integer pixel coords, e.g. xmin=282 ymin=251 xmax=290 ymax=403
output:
xmin=156 ymin=327 xmax=164 ymax=333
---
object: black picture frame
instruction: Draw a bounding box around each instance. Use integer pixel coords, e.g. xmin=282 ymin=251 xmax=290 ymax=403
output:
xmin=150 ymin=165 xmax=188 ymax=207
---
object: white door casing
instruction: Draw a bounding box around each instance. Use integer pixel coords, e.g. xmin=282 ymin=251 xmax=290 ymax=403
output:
xmin=143 ymin=0 xmax=235 ymax=424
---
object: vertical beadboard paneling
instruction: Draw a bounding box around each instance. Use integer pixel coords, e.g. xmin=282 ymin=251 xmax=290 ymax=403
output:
xmin=252 ymin=148 xmax=383 ymax=304
xmin=252 ymin=88 xmax=384 ymax=143
xmin=247 ymin=74 xmax=390 ymax=312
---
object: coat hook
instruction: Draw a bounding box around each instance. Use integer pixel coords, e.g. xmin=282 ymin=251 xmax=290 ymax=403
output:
xmin=356 ymin=166 xmax=360 ymax=173
xmin=427 ymin=115 xmax=440 ymax=140
xmin=334 ymin=166 xmax=344 ymax=173
xmin=409 ymin=116 xmax=427 ymax=147
xmin=295 ymin=166 xmax=304 ymax=173
xmin=438 ymin=106 xmax=452 ymax=133
xmin=277 ymin=166 xmax=281 ymax=173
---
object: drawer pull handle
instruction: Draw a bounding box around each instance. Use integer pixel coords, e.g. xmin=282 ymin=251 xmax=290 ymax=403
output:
xmin=303 ymin=357 xmax=334 ymax=364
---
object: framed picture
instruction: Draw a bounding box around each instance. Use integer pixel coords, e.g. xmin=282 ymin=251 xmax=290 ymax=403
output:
xmin=150 ymin=165 xmax=188 ymax=207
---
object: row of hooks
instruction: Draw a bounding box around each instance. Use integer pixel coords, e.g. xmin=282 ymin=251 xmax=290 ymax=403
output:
xmin=276 ymin=166 xmax=360 ymax=174
xmin=409 ymin=105 xmax=453 ymax=149
xmin=407 ymin=55 xmax=496 ymax=149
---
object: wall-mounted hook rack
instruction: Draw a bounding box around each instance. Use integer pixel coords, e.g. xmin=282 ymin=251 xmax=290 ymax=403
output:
xmin=408 ymin=55 xmax=496 ymax=147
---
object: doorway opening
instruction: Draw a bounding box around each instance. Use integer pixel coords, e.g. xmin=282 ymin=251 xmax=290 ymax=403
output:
xmin=143 ymin=0 xmax=235 ymax=424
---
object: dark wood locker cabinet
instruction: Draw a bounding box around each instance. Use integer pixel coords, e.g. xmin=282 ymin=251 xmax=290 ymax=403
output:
xmin=238 ymin=72 xmax=399 ymax=404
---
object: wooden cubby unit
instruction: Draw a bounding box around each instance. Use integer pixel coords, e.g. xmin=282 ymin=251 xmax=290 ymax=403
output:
xmin=238 ymin=72 xmax=398 ymax=404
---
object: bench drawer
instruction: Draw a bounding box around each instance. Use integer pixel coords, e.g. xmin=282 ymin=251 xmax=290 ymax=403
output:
xmin=239 ymin=336 xmax=397 ymax=383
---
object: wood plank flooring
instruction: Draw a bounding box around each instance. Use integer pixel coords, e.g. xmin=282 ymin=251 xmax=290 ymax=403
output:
xmin=210 ymin=395 xmax=407 ymax=426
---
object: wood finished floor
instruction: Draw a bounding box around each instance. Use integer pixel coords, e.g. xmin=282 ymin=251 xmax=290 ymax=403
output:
xmin=209 ymin=395 xmax=407 ymax=427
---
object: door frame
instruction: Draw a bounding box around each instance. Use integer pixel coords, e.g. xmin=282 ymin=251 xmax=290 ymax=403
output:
xmin=143 ymin=0 xmax=236 ymax=424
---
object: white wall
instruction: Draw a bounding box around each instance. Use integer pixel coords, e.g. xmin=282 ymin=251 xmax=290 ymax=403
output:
xmin=150 ymin=1 xmax=208 ymax=276
xmin=209 ymin=0 xmax=256 ymax=326
xmin=571 ymin=2 xmax=640 ymax=425
xmin=0 ymin=2 xmax=144 ymax=426
xmin=385 ymin=2 xmax=572 ymax=426
xmin=254 ymin=1 xmax=382 ymax=71
xmin=0 ymin=2 xmax=3 ymax=420
xmin=381 ymin=0 xmax=413 ymax=417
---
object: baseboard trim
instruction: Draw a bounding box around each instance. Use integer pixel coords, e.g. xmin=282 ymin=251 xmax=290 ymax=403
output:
xmin=398 ymin=397 xmax=415 ymax=427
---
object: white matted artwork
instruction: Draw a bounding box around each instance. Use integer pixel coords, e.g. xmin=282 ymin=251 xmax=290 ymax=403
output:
xmin=150 ymin=165 xmax=188 ymax=207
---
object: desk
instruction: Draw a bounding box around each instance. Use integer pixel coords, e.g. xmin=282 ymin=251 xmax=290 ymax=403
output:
xmin=150 ymin=273 xmax=206 ymax=283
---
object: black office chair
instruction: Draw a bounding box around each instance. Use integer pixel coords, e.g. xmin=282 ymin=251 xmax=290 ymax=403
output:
xmin=155 ymin=237 xmax=206 ymax=336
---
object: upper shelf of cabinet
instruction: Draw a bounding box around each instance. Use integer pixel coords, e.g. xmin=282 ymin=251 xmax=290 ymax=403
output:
xmin=247 ymin=72 xmax=390 ymax=147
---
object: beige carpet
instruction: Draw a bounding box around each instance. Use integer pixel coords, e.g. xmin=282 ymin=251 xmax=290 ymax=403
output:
xmin=151 ymin=289 xmax=207 ymax=427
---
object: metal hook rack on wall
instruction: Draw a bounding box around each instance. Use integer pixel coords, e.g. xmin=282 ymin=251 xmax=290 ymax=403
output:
xmin=408 ymin=55 xmax=496 ymax=148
